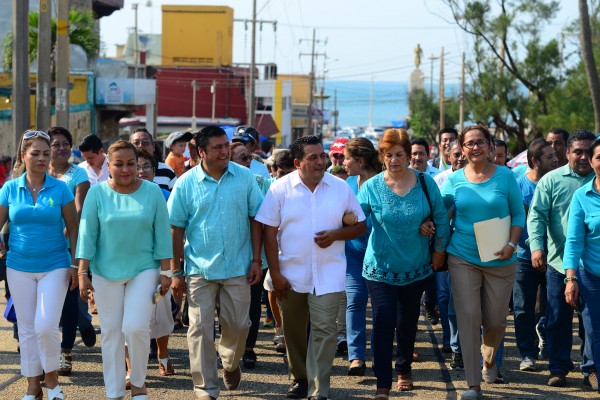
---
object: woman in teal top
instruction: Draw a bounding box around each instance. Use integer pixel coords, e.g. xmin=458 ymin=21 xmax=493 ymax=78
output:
xmin=77 ymin=141 xmax=172 ymax=400
xmin=440 ymin=125 xmax=524 ymax=400
xmin=0 ymin=130 xmax=78 ymax=400
xmin=47 ymin=126 xmax=94 ymax=376
xmin=563 ymin=138 xmax=600 ymax=394
xmin=358 ymin=129 xmax=449 ymax=398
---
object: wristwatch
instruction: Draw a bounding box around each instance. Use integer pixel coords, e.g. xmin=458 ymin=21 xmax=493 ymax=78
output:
xmin=564 ymin=276 xmax=578 ymax=284
xmin=507 ymin=242 xmax=517 ymax=250
xmin=159 ymin=270 xmax=173 ymax=278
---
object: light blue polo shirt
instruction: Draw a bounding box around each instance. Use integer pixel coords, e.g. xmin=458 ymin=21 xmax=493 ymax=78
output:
xmin=0 ymin=173 xmax=74 ymax=272
xmin=167 ymin=162 xmax=264 ymax=280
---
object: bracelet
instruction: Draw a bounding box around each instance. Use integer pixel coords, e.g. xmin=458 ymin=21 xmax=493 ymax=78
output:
xmin=70 ymin=264 xmax=78 ymax=269
xmin=171 ymin=269 xmax=184 ymax=277
xmin=507 ymin=242 xmax=517 ymax=250
xmin=160 ymin=270 xmax=172 ymax=278
xmin=251 ymin=258 xmax=264 ymax=267
xmin=77 ymin=270 xmax=89 ymax=276
xmin=564 ymin=276 xmax=578 ymax=284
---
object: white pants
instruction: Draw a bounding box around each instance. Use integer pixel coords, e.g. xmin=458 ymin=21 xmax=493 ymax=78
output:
xmin=7 ymin=267 xmax=69 ymax=377
xmin=93 ymin=268 xmax=158 ymax=398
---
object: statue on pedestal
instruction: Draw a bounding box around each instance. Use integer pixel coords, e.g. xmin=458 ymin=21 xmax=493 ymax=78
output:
xmin=409 ymin=44 xmax=425 ymax=93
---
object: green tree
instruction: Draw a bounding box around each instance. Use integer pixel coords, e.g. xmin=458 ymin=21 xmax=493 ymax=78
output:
xmin=2 ymin=8 xmax=100 ymax=73
xmin=409 ymin=88 xmax=460 ymax=147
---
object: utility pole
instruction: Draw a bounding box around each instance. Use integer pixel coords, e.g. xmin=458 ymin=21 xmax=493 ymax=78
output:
xmin=438 ymin=47 xmax=445 ymax=129
xmin=132 ymin=3 xmax=139 ymax=65
xmin=248 ymin=0 xmax=257 ymax=127
xmin=12 ymin=0 xmax=30 ymax=152
xmin=191 ymin=80 xmax=197 ymax=130
xmin=333 ymin=89 xmax=338 ymax=133
xmin=211 ymin=80 xmax=217 ymax=122
xmin=36 ymin=0 xmax=51 ymax=129
xmin=460 ymin=52 xmax=465 ymax=131
xmin=428 ymin=54 xmax=438 ymax=98
xmin=55 ymin=0 xmax=70 ymax=128
xmin=300 ymin=29 xmax=326 ymax=137
xmin=369 ymin=76 xmax=374 ymax=129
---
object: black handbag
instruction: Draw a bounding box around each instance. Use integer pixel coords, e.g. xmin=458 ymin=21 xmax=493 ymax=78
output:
xmin=419 ymin=173 xmax=448 ymax=272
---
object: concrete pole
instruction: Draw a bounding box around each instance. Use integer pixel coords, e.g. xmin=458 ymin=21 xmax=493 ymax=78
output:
xmin=333 ymin=89 xmax=338 ymax=132
xmin=132 ymin=3 xmax=139 ymax=65
xmin=309 ymin=28 xmax=316 ymax=136
xmin=248 ymin=0 xmax=256 ymax=126
xmin=211 ymin=80 xmax=217 ymax=122
xmin=12 ymin=0 xmax=30 ymax=153
xmin=460 ymin=52 xmax=465 ymax=131
xmin=191 ymin=80 xmax=197 ymax=130
xmin=55 ymin=0 xmax=70 ymax=128
xmin=36 ymin=0 xmax=52 ymax=129
xmin=439 ymin=47 xmax=445 ymax=130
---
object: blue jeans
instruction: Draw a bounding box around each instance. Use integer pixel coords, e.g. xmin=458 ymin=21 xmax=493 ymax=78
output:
xmin=60 ymin=288 xmax=93 ymax=350
xmin=346 ymin=256 xmax=369 ymax=362
xmin=367 ymin=277 xmax=426 ymax=389
xmin=578 ymin=267 xmax=600 ymax=388
xmin=436 ymin=271 xmax=461 ymax=353
xmin=421 ymin=273 xmax=437 ymax=307
xmin=513 ymin=257 xmax=547 ymax=358
xmin=546 ymin=266 xmax=576 ymax=375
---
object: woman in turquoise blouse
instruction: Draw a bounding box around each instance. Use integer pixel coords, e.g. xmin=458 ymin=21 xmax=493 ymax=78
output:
xmin=441 ymin=125 xmax=524 ymax=400
xmin=358 ymin=129 xmax=449 ymax=399
xmin=77 ymin=141 xmax=173 ymax=400
xmin=563 ymin=138 xmax=600 ymax=394
xmin=0 ymin=130 xmax=78 ymax=400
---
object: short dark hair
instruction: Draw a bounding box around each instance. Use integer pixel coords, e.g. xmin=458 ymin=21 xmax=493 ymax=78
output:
xmin=194 ymin=125 xmax=228 ymax=152
xmin=136 ymin=148 xmax=158 ymax=170
xmin=567 ymin=129 xmax=596 ymax=149
xmin=273 ymin=149 xmax=294 ymax=171
xmin=527 ymin=138 xmax=551 ymax=169
xmin=411 ymin=137 xmax=430 ymax=156
xmin=438 ymin=127 xmax=458 ymax=142
xmin=547 ymin=128 xmax=569 ymax=144
xmin=47 ymin=126 xmax=73 ymax=147
xmin=130 ymin=127 xmax=153 ymax=142
xmin=290 ymin=135 xmax=322 ymax=161
xmin=458 ymin=125 xmax=492 ymax=148
xmin=79 ymin=134 xmax=104 ymax=153
xmin=494 ymin=138 xmax=507 ymax=151
xmin=107 ymin=140 xmax=138 ymax=162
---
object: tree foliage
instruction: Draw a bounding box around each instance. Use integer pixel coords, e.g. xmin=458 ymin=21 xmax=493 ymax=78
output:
xmin=2 ymin=8 xmax=100 ymax=73
xmin=409 ymin=89 xmax=460 ymax=147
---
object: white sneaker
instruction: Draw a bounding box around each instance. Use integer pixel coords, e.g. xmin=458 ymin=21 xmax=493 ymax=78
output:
xmin=519 ymin=356 xmax=537 ymax=371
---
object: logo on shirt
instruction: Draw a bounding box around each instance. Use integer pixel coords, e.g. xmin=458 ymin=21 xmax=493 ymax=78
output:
xmin=49 ymin=197 xmax=55 ymax=207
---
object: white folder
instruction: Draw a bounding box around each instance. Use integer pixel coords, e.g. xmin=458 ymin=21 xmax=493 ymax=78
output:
xmin=473 ymin=216 xmax=511 ymax=262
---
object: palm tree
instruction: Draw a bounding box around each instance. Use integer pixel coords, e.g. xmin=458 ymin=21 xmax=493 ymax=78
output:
xmin=2 ymin=8 xmax=100 ymax=73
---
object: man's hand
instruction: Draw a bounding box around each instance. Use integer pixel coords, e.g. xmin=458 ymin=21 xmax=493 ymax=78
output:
xmin=68 ymin=268 xmax=79 ymax=291
xmin=342 ymin=211 xmax=358 ymax=226
xmin=531 ymin=250 xmax=547 ymax=272
xmin=420 ymin=219 xmax=435 ymax=237
xmin=565 ymin=281 xmax=579 ymax=308
xmin=271 ymin=271 xmax=292 ymax=300
xmin=171 ymin=275 xmax=186 ymax=303
xmin=314 ymin=230 xmax=338 ymax=248
xmin=431 ymin=251 xmax=446 ymax=271
xmin=247 ymin=262 xmax=263 ymax=286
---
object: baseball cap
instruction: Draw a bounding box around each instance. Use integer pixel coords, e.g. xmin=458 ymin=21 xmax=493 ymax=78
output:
xmin=165 ymin=131 xmax=193 ymax=149
xmin=234 ymin=126 xmax=260 ymax=142
xmin=329 ymin=137 xmax=348 ymax=156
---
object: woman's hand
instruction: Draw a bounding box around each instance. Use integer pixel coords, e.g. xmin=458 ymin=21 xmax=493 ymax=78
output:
xmin=564 ymin=280 xmax=579 ymax=308
xmin=79 ymin=274 xmax=94 ymax=301
xmin=342 ymin=211 xmax=358 ymax=226
xmin=171 ymin=276 xmax=186 ymax=303
xmin=68 ymin=268 xmax=79 ymax=291
xmin=420 ymin=219 xmax=435 ymax=236
xmin=431 ymin=251 xmax=446 ymax=271
xmin=159 ymin=274 xmax=171 ymax=296
xmin=494 ymin=244 xmax=515 ymax=261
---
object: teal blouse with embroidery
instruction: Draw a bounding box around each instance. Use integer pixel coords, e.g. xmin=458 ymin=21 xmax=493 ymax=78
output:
xmin=358 ymin=171 xmax=450 ymax=286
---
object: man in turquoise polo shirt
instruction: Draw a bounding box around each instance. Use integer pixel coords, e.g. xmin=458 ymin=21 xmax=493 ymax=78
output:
xmin=168 ymin=126 xmax=264 ymax=400
xmin=528 ymin=129 xmax=596 ymax=388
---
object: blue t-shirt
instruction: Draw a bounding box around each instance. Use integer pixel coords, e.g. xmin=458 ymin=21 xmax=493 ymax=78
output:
xmin=60 ymin=164 xmax=89 ymax=194
xmin=345 ymin=175 xmax=372 ymax=263
xmin=0 ymin=173 xmax=74 ymax=272
xmin=516 ymin=174 xmax=536 ymax=260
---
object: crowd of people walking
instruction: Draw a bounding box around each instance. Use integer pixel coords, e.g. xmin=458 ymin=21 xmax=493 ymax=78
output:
xmin=0 ymin=123 xmax=599 ymax=400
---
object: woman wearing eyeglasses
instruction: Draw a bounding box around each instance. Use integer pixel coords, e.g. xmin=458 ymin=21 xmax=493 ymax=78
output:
xmin=0 ymin=130 xmax=78 ymax=400
xmin=46 ymin=126 xmax=95 ymax=377
xmin=77 ymin=141 xmax=172 ymax=400
xmin=440 ymin=125 xmax=525 ymax=400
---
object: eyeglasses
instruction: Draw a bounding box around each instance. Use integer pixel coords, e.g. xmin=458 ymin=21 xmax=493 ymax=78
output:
xmin=132 ymin=140 xmax=152 ymax=147
xmin=137 ymin=165 xmax=153 ymax=172
xmin=237 ymin=154 xmax=251 ymax=162
xmin=462 ymin=140 xmax=488 ymax=149
xmin=23 ymin=131 xmax=50 ymax=141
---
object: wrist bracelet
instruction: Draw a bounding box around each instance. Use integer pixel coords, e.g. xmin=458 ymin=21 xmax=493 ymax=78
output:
xmin=78 ymin=270 xmax=88 ymax=276
xmin=251 ymin=258 xmax=264 ymax=267
xmin=171 ymin=269 xmax=184 ymax=277
xmin=70 ymin=264 xmax=78 ymax=269
xmin=564 ymin=276 xmax=578 ymax=284
xmin=160 ymin=270 xmax=173 ymax=278
xmin=507 ymin=242 xmax=517 ymax=250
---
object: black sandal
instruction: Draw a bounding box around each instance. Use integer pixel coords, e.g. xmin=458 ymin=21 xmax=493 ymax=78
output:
xmin=242 ymin=349 xmax=257 ymax=369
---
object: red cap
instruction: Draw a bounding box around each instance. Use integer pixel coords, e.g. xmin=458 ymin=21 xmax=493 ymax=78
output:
xmin=329 ymin=137 xmax=348 ymax=156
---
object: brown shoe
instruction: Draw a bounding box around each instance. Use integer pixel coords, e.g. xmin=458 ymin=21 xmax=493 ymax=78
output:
xmin=159 ymin=359 xmax=175 ymax=376
xmin=57 ymin=352 xmax=72 ymax=376
xmin=223 ymin=365 xmax=241 ymax=390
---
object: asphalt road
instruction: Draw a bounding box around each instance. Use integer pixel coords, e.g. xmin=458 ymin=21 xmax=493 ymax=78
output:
xmin=0 ymin=287 xmax=597 ymax=399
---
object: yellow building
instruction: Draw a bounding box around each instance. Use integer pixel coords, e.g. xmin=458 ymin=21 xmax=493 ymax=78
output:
xmin=161 ymin=5 xmax=233 ymax=67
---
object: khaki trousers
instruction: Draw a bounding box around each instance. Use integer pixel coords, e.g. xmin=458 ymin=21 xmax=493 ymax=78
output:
xmin=448 ymin=254 xmax=515 ymax=387
xmin=186 ymin=275 xmax=251 ymax=399
xmin=279 ymin=290 xmax=342 ymax=398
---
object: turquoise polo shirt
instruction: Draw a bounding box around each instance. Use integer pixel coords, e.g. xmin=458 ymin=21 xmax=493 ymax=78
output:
xmin=167 ymin=162 xmax=264 ymax=280
xmin=0 ymin=173 xmax=74 ymax=273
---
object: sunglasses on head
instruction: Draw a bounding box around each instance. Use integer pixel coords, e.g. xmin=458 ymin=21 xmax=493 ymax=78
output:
xmin=23 ymin=131 xmax=50 ymax=141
